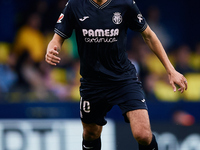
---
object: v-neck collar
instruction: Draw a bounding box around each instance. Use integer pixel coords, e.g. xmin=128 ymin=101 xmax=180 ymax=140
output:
xmin=89 ymin=0 xmax=112 ymax=9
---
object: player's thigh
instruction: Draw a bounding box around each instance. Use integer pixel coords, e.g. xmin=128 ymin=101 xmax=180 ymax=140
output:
xmin=82 ymin=121 xmax=103 ymax=141
xmin=126 ymin=109 xmax=152 ymax=144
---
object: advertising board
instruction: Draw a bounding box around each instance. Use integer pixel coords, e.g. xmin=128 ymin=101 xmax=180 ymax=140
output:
xmin=0 ymin=119 xmax=115 ymax=150
xmin=116 ymin=122 xmax=200 ymax=150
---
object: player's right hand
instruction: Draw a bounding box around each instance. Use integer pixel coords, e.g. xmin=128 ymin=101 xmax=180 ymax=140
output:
xmin=45 ymin=45 xmax=61 ymax=66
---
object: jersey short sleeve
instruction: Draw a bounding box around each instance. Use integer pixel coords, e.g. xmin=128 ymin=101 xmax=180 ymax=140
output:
xmin=54 ymin=1 xmax=74 ymax=39
xmin=127 ymin=0 xmax=147 ymax=32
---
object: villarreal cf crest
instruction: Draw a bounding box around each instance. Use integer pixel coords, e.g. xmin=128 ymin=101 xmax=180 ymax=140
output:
xmin=112 ymin=12 xmax=122 ymax=25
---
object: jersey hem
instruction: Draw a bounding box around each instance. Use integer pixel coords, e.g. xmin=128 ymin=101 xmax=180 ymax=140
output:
xmin=80 ymin=76 xmax=139 ymax=84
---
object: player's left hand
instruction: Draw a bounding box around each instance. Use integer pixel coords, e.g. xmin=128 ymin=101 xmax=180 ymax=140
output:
xmin=168 ymin=70 xmax=188 ymax=93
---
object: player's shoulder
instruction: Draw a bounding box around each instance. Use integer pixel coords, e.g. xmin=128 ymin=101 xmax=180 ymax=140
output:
xmin=109 ymin=0 xmax=131 ymax=10
xmin=67 ymin=0 xmax=82 ymax=6
xmin=122 ymin=0 xmax=136 ymax=6
xmin=122 ymin=0 xmax=140 ymax=13
xmin=115 ymin=0 xmax=136 ymax=9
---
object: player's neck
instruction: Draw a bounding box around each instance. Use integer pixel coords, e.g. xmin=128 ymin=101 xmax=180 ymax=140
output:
xmin=92 ymin=0 xmax=108 ymax=6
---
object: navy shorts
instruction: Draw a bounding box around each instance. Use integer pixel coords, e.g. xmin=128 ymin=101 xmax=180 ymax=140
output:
xmin=80 ymin=78 xmax=147 ymax=126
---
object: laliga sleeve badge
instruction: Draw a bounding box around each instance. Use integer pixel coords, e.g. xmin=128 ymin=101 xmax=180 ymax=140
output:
xmin=57 ymin=13 xmax=64 ymax=23
xmin=137 ymin=14 xmax=143 ymax=23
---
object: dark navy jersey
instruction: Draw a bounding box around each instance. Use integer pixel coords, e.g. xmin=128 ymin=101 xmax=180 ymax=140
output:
xmin=55 ymin=0 xmax=147 ymax=81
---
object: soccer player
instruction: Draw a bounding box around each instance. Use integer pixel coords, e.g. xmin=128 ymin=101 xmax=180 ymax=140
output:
xmin=45 ymin=0 xmax=188 ymax=149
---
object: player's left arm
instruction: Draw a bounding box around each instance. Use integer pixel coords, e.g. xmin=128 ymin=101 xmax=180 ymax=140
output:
xmin=141 ymin=25 xmax=188 ymax=93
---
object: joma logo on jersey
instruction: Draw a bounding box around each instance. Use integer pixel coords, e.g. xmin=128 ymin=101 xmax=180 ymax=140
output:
xmin=82 ymin=29 xmax=119 ymax=37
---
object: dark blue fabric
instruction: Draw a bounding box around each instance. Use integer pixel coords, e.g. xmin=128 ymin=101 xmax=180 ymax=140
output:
xmin=80 ymin=79 xmax=147 ymax=125
xmin=55 ymin=0 xmax=147 ymax=81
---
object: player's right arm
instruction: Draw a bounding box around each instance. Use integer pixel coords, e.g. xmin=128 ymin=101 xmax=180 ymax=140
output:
xmin=46 ymin=0 xmax=74 ymax=66
xmin=45 ymin=33 xmax=65 ymax=66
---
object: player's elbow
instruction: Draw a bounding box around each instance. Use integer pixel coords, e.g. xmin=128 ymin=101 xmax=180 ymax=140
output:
xmin=141 ymin=26 xmax=156 ymax=42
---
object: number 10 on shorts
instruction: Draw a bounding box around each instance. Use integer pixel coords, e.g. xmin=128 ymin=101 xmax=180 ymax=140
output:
xmin=80 ymin=97 xmax=91 ymax=115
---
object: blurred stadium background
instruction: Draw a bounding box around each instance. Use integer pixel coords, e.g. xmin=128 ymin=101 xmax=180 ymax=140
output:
xmin=0 ymin=0 xmax=200 ymax=149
